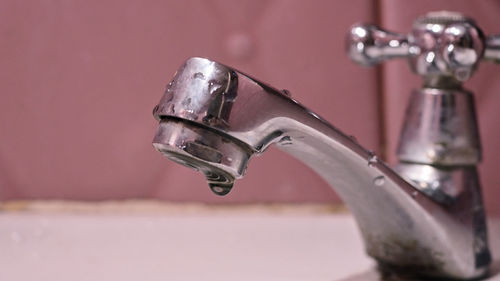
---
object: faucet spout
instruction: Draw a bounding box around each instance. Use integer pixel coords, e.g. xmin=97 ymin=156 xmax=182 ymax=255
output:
xmin=152 ymin=57 xmax=489 ymax=279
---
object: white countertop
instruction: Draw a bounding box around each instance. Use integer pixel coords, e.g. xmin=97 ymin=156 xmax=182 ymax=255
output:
xmin=0 ymin=202 xmax=498 ymax=281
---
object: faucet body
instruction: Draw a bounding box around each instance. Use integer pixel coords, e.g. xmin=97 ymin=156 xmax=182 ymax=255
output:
xmin=152 ymin=11 xmax=499 ymax=281
xmin=153 ymin=57 xmax=489 ymax=279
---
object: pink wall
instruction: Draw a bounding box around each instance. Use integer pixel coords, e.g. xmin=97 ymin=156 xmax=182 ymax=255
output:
xmin=0 ymin=1 xmax=498 ymax=214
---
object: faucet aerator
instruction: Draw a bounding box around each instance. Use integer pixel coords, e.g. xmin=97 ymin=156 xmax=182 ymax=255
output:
xmin=153 ymin=118 xmax=253 ymax=196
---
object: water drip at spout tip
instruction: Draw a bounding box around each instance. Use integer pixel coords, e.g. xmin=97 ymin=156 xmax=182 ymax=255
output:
xmin=209 ymin=182 xmax=234 ymax=196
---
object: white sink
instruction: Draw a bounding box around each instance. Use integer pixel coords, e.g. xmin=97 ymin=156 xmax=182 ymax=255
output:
xmin=0 ymin=202 xmax=498 ymax=281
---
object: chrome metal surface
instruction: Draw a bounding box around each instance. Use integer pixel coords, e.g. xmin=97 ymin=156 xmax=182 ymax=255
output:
xmin=484 ymin=35 xmax=500 ymax=63
xmin=152 ymin=57 xmax=490 ymax=279
xmin=153 ymin=120 xmax=252 ymax=195
xmin=394 ymin=163 xmax=482 ymax=206
xmin=347 ymin=11 xmax=500 ymax=86
xmin=345 ymin=10 xmax=497 ymax=280
xmin=347 ymin=24 xmax=410 ymax=67
xmin=397 ymin=88 xmax=481 ymax=166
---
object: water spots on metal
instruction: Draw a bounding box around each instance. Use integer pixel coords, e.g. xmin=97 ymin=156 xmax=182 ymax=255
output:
xmin=373 ymin=175 xmax=385 ymax=186
xmin=368 ymin=155 xmax=378 ymax=167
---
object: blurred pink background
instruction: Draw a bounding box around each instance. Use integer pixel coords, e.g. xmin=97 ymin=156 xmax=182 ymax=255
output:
xmin=0 ymin=0 xmax=499 ymax=214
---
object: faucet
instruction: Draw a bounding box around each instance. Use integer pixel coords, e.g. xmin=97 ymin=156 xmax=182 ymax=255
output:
xmin=152 ymin=11 xmax=499 ymax=280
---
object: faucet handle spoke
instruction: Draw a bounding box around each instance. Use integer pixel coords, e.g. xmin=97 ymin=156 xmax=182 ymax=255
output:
xmin=348 ymin=11 xmax=497 ymax=85
xmin=484 ymin=35 xmax=500 ymax=63
xmin=347 ymin=24 xmax=410 ymax=66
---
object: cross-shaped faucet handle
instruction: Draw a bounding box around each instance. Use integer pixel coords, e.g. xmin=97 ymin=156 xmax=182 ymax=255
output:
xmin=347 ymin=11 xmax=500 ymax=86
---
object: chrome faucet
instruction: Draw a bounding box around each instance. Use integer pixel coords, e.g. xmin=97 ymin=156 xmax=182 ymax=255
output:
xmin=152 ymin=11 xmax=499 ymax=280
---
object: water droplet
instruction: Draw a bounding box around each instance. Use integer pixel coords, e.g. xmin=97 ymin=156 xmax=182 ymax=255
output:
xmin=226 ymin=157 xmax=233 ymax=162
xmin=193 ymin=72 xmax=205 ymax=80
xmin=168 ymin=104 xmax=175 ymax=114
xmin=368 ymin=155 xmax=378 ymax=167
xmin=279 ymin=136 xmax=293 ymax=146
xmin=281 ymin=89 xmax=291 ymax=97
xmin=208 ymin=80 xmax=223 ymax=95
xmin=373 ymin=176 xmax=385 ymax=186
xmin=209 ymin=183 xmax=233 ymax=196
xmin=166 ymin=81 xmax=175 ymax=92
xmin=280 ymin=136 xmax=291 ymax=142
xmin=204 ymin=170 xmax=234 ymax=196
